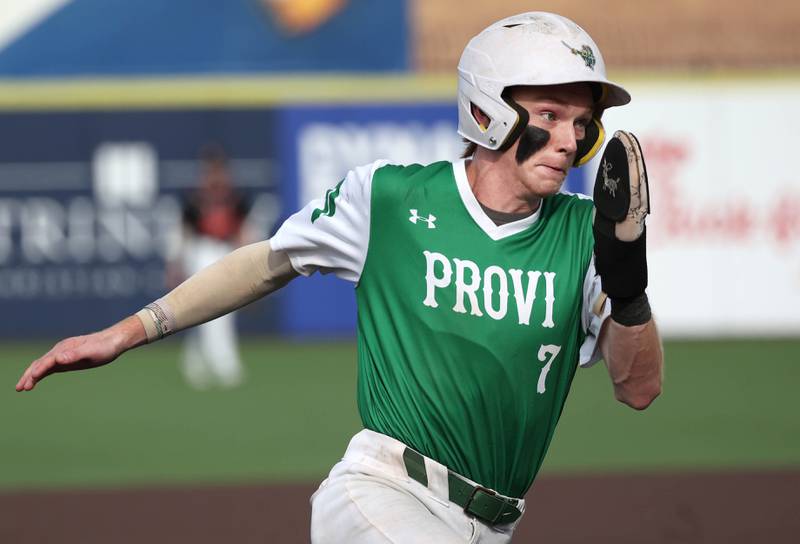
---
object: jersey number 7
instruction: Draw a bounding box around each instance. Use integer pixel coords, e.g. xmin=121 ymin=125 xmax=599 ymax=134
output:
xmin=537 ymin=344 xmax=561 ymax=394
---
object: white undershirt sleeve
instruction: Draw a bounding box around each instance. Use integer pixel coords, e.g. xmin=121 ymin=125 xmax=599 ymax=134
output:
xmin=578 ymin=254 xmax=611 ymax=367
xmin=270 ymin=160 xmax=390 ymax=284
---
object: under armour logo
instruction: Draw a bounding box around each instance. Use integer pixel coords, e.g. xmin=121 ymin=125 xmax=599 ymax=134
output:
xmin=601 ymin=159 xmax=620 ymax=197
xmin=409 ymin=209 xmax=436 ymax=229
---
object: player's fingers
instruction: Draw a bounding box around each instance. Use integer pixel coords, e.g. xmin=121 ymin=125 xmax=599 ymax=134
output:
xmin=15 ymin=337 xmax=90 ymax=391
xmin=15 ymin=368 xmax=32 ymax=391
xmin=15 ymin=357 xmax=49 ymax=391
xmin=24 ymin=350 xmax=72 ymax=389
xmin=16 ymin=338 xmax=103 ymax=391
xmin=20 ymin=348 xmax=54 ymax=383
xmin=21 ymin=373 xmax=40 ymax=391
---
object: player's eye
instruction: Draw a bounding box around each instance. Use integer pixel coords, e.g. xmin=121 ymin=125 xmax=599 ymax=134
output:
xmin=539 ymin=111 xmax=557 ymax=122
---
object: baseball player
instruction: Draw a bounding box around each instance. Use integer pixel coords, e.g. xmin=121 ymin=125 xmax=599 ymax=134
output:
xmin=173 ymin=145 xmax=251 ymax=389
xmin=16 ymin=12 xmax=663 ymax=543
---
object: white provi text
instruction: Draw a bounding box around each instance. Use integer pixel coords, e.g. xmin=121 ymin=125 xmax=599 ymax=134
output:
xmin=422 ymin=250 xmax=556 ymax=327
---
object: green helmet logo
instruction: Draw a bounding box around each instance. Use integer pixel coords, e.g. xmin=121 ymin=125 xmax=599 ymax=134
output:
xmin=562 ymin=41 xmax=596 ymax=70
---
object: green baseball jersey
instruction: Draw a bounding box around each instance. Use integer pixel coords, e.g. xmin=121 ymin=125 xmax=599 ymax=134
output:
xmin=272 ymin=159 xmax=608 ymax=498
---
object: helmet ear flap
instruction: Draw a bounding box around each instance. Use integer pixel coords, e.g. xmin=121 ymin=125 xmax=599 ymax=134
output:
xmin=574 ymin=116 xmax=605 ymax=166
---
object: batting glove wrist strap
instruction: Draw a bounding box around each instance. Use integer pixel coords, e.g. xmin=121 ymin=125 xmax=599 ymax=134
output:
xmin=609 ymin=292 xmax=652 ymax=326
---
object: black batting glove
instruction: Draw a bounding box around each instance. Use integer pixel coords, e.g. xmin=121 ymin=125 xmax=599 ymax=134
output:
xmin=593 ymin=130 xmax=652 ymax=326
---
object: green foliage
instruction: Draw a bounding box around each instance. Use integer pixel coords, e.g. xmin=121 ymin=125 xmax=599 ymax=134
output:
xmin=2 ymin=337 xmax=799 ymax=490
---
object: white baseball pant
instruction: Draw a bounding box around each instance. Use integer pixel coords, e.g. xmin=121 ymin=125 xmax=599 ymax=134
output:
xmin=310 ymin=429 xmax=525 ymax=543
xmin=180 ymin=236 xmax=244 ymax=388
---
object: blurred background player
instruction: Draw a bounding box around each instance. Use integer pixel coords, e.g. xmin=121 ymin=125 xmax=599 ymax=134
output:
xmin=172 ymin=144 xmax=252 ymax=389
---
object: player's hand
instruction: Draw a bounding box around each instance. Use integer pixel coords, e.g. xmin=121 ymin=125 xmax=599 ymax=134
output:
xmin=16 ymin=330 xmax=126 ymax=392
xmin=592 ymin=130 xmax=650 ymax=300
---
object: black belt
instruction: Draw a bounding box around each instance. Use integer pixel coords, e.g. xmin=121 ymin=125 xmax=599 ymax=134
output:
xmin=402 ymin=447 xmax=522 ymax=526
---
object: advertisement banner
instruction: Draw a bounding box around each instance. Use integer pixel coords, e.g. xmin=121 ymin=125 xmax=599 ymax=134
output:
xmin=0 ymin=109 xmax=282 ymax=336
xmin=592 ymin=79 xmax=800 ymax=336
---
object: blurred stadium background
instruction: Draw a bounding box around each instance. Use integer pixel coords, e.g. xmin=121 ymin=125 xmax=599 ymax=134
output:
xmin=1 ymin=1 xmax=798 ymax=542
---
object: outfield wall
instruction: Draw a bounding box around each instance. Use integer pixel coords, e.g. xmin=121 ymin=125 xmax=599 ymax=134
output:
xmin=0 ymin=74 xmax=796 ymax=338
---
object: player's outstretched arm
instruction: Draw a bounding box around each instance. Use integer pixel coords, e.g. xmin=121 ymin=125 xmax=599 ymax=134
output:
xmin=16 ymin=240 xmax=298 ymax=392
xmin=134 ymin=240 xmax=297 ymax=341
xmin=593 ymin=130 xmax=663 ymax=410
xmin=16 ymin=315 xmax=148 ymax=392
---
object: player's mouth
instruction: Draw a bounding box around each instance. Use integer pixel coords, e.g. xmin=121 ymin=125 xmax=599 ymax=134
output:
xmin=538 ymin=163 xmax=567 ymax=175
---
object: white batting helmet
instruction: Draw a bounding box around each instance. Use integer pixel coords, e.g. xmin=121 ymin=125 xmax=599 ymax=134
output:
xmin=457 ymin=12 xmax=631 ymax=165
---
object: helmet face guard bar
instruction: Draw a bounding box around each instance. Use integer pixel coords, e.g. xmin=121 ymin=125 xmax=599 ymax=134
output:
xmin=497 ymin=89 xmax=530 ymax=153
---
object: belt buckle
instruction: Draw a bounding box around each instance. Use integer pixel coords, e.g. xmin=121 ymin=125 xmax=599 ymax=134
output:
xmin=464 ymin=485 xmax=501 ymax=524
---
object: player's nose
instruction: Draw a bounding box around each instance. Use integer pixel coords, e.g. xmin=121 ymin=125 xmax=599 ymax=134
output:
xmin=553 ymin=122 xmax=579 ymax=155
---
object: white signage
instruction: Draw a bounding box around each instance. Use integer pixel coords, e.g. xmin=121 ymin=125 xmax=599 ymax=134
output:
xmin=298 ymin=121 xmax=462 ymax=205
xmin=593 ymin=78 xmax=800 ymax=336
